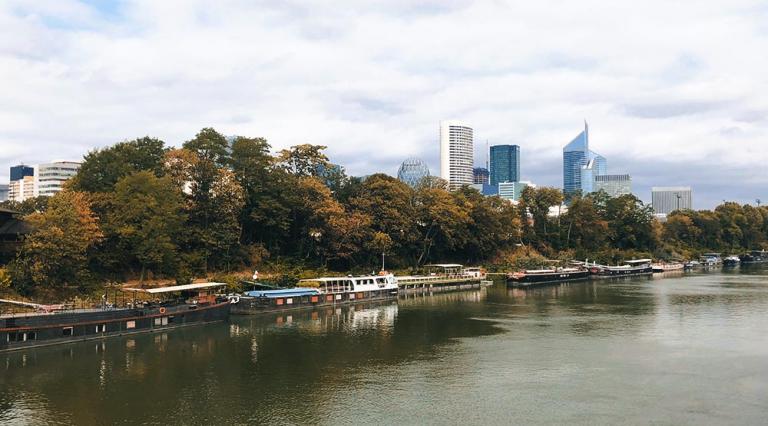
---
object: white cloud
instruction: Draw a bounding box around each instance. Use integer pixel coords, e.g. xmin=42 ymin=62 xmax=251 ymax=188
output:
xmin=0 ymin=0 xmax=767 ymax=208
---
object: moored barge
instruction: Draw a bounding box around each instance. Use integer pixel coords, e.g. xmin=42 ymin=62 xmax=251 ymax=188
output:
xmin=1 ymin=283 xmax=230 ymax=353
xmin=590 ymin=259 xmax=654 ymax=278
xmin=739 ymin=250 xmax=767 ymax=264
xmin=230 ymin=273 xmax=398 ymax=315
xmin=507 ymin=268 xmax=590 ymax=288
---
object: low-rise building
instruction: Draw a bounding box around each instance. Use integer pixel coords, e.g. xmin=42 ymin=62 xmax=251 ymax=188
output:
xmin=498 ymin=181 xmax=535 ymax=202
xmin=651 ymin=186 xmax=692 ymax=214
xmin=34 ymin=161 xmax=81 ymax=197
xmin=593 ymin=174 xmax=632 ymax=197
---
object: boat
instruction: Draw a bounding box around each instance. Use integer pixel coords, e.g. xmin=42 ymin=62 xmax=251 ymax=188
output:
xmin=651 ymin=262 xmax=685 ymax=273
xmin=739 ymin=250 xmax=768 ymax=264
xmin=590 ymin=259 xmax=653 ymax=277
xmin=230 ymin=273 xmax=398 ymax=314
xmin=699 ymin=253 xmax=722 ymax=267
xmin=722 ymin=255 xmax=741 ymax=267
xmin=683 ymin=260 xmax=700 ymax=270
xmin=1 ymin=283 xmax=231 ymax=353
xmin=507 ymin=267 xmax=590 ymax=288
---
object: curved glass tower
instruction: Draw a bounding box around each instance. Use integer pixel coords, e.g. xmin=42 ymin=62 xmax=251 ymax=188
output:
xmin=563 ymin=122 xmax=606 ymax=198
xmin=397 ymin=158 xmax=430 ymax=188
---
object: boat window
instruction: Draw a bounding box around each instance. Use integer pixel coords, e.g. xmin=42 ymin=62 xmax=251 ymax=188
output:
xmin=7 ymin=333 xmax=17 ymax=342
xmin=96 ymin=324 xmax=106 ymax=333
xmin=126 ymin=321 xmax=136 ymax=329
xmin=168 ymin=316 xmax=175 ymax=323
xmin=26 ymin=332 xmax=36 ymax=341
xmin=62 ymin=327 xmax=73 ymax=336
xmin=154 ymin=317 xmax=162 ymax=326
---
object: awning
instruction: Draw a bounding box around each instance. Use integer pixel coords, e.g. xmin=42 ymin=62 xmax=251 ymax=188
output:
xmin=123 ymin=282 xmax=228 ymax=294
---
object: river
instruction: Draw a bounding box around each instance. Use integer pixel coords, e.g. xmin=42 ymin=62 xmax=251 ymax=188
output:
xmin=2 ymin=268 xmax=768 ymax=425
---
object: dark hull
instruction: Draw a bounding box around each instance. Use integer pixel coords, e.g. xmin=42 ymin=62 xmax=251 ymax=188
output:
xmin=739 ymin=255 xmax=767 ymax=264
xmin=507 ymin=270 xmax=590 ymax=288
xmin=1 ymin=301 xmax=230 ymax=353
xmin=231 ymin=288 xmax=397 ymax=315
xmin=722 ymin=259 xmax=740 ymax=267
xmin=592 ymin=266 xmax=653 ymax=278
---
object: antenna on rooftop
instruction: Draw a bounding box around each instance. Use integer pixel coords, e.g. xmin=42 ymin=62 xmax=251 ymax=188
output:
xmin=757 ymin=199 xmax=762 ymax=207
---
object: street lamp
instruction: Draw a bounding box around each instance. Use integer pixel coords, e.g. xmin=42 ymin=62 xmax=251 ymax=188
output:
xmin=675 ymin=193 xmax=681 ymax=211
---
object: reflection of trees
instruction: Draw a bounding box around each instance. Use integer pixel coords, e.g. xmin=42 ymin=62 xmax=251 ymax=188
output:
xmin=0 ymin=298 xmax=504 ymax=424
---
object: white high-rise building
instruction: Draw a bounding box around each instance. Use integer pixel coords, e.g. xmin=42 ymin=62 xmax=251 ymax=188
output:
xmin=440 ymin=121 xmax=474 ymax=190
xmin=34 ymin=161 xmax=81 ymax=198
xmin=652 ymin=186 xmax=692 ymax=214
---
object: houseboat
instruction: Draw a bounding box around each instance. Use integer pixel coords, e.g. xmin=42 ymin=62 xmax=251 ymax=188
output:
xmin=1 ymin=283 xmax=230 ymax=353
xmin=590 ymin=259 xmax=654 ymax=278
xmin=507 ymin=267 xmax=590 ymax=288
xmin=651 ymin=262 xmax=685 ymax=273
xmin=699 ymin=253 xmax=722 ymax=267
xmin=230 ymin=273 xmax=398 ymax=315
xmin=722 ymin=255 xmax=741 ymax=267
xmin=739 ymin=250 xmax=768 ymax=264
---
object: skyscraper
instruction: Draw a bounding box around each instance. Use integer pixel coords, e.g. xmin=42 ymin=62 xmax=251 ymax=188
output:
xmin=489 ymin=145 xmax=520 ymax=185
xmin=593 ymin=174 xmax=632 ymax=197
xmin=440 ymin=121 xmax=474 ymax=190
xmin=473 ymin=167 xmax=489 ymax=185
xmin=397 ymin=158 xmax=430 ymax=188
xmin=10 ymin=165 xmax=33 ymax=182
xmin=34 ymin=161 xmax=81 ymax=197
xmin=652 ymin=186 xmax=693 ymax=214
xmin=563 ymin=122 xmax=607 ymax=198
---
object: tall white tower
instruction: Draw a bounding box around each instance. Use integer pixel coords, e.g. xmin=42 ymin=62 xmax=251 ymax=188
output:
xmin=439 ymin=121 xmax=474 ymax=190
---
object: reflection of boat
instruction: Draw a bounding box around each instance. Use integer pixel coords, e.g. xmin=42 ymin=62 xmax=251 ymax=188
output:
xmin=722 ymin=255 xmax=741 ymax=267
xmin=590 ymin=259 xmax=653 ymax=277
xmin=739 ymin=250 xmax=767 ymax=264
xmin=231 ymin=273 xmax=398 ymax=315
xmin=507 ymin=268 xmax=590 ymax=287
xmin=1 ymin=283 xmax=230 ymax=353
xmin=651 ymin=262 xmax=685 ymax=273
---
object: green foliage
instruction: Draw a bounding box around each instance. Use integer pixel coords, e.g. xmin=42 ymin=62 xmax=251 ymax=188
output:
xmin=9 ymin=191 xmax=102 ymax=293
xmin=71 ymin=137 xmax=167 ymax=192
xmin=0 ymin=268 xmax=10 ymax=289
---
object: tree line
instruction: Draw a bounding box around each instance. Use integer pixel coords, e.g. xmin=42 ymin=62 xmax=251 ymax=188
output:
xmin=1 ymin=128 xmax=766 ymax=294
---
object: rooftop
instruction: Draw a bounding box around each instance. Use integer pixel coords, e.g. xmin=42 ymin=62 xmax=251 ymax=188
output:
xmin=123 ymin=282 xmax=227 ymax=294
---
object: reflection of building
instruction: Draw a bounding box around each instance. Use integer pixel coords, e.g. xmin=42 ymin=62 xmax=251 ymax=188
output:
xmin=498 ymin=181 xmax=535 ymax=202
xmin=472 ymin=167 xmax=489 ymax=184
xmin=651 ymin=186 xmax=692 ymax=214
xmin=563 ymin=122 xmax=606 ymax=197
xmin=34 ymin=161 xmax=81 ymax=198
xmin=397 ymin=158 xmax=430 ymax=188
xmin=440 ymin=121 xmax=474 ymax=190
xmin=489 ymin=145 xmax=520 ymax=185
xmin=593 ymin=174 xmax=632 ymax=197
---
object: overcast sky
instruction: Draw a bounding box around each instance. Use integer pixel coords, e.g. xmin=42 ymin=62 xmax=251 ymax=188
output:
xmin=1 ymin=0 xmax=767 ymax=208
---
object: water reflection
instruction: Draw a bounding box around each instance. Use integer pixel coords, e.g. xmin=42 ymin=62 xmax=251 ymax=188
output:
xmin=2 ymin=268 xmax=768 ymax=424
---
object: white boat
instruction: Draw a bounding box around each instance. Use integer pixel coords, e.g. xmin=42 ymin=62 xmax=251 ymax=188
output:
xmin=651 ymin=262 xmax=685 ymax=273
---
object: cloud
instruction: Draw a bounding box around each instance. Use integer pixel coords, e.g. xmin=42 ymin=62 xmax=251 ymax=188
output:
xmin=0 ymin=0 xmax=767 ymax=208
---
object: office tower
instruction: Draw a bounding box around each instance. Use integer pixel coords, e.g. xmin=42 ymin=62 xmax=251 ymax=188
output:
xmin=563 ymin=122 xmax=607 ymax=198
xmin=440 ymin=121 xmax=474 ymax=190
xmin=489 ymin=145 xmax=520 ymax=185
xmin=498 ymin=181 xmax=536 ymax=202
xmin=593 ymin=174 xmax=632 ymax=197
xmin=33 ymin=161 xmax=81 ymax=198
xmin=473 ymin=167 xmax=489 ymax=185
xmin=9 ymin=175 xmax=34 ymax=202
xmin=10 ymin=165 xmax=33 ymax=182
xmin=397 ymin=158 xmax=430 ymax=188
xmin=651 ymin=186 xmax=693 ymax=214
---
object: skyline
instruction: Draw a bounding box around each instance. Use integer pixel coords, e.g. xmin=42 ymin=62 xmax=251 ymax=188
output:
xmin=1 ymin=1 xmax=767 ymax=208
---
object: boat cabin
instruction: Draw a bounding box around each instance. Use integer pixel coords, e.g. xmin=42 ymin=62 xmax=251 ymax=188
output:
xmin=424 ymin=264 xmax=464 ymax=277
xmin=297 ymin=274 xmax=397 ymax=294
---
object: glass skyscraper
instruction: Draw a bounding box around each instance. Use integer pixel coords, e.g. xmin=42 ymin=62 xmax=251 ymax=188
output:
xmin=563 ymin=122 xmax=607 ymax=198
xmin=489 ymin=145 xmax=520 ymax=186
xmin=397 ymin=158 xmax=430 ymax=188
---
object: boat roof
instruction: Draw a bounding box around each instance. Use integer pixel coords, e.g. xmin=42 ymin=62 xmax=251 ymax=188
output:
xmin=424 ymin=264 xmax=463 ymax=268
xmin=701 ymin=253 xmax=721 ymax=256
xmin=624 ymin=259 xmax=652 ymax=264
xmin=299 ymin=274 xmax=390 ymax=282
xmin=123 ymin=282 xmax=227 ymax=294
xmin=245 ymin=288 xmax=321 ymax=298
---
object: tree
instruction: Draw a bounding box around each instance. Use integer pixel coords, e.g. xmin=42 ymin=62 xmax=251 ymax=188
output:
xmin=70 ymin=137 xmax=167 ymax=192
xmin=605 ymin=194 xmax=657 ymax=250
xmin=9 ymin=191 xmax=102 ymax=292
xmin=278 ymin=144 xmax=330 ymax=176
xmin=105 ymin=172 xmax=185 ymax=281
xmin=183 ymin=128 xmax=230 ymax=167
xmin=413 ymin=186 xmax=471 ymax=265
xmin=562 ymin=194 xmax=609 ymax=253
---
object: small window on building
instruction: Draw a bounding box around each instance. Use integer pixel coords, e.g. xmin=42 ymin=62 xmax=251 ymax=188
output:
xmin=126 ymin=321 xmax=136 ymax=329
xmin=62 ymin=327 xmax=73 ymax=336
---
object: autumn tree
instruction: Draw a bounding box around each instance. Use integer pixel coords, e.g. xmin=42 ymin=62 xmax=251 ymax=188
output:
xmin=71 ymin=137 xmax=167 ymax=193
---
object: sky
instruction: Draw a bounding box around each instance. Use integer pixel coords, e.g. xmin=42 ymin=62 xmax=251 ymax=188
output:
xmin=1 ymin=0 xmax=767 ymax=209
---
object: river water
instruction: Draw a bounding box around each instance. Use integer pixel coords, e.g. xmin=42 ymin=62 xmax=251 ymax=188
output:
xmin=2 ymin=268 xmax=768 ymax=425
